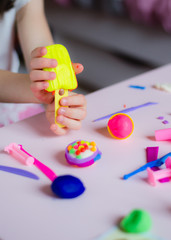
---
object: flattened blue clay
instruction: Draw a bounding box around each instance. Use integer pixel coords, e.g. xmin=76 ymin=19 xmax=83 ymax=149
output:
xmin=51 ymin=175 xmax=85 ymax=198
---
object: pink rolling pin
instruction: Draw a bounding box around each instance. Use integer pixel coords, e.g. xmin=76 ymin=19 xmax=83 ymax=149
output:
xmin=155 ymin=128 xmax=171 ymax=141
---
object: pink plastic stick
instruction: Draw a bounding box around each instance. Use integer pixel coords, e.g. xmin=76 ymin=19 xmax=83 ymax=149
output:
xmin=33 ymin=159 xmax=57 ymax=182
xmin=19 ymin=145 xmax=57 ymax=182
xmin=155 ymin=128 xmax=171 ymax=141
xmin=4 ymin=143 xmax=34 ymax=166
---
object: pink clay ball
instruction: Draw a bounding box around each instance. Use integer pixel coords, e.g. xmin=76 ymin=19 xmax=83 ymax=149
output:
xmin=107 ymin=113 xmax=134 ymax=139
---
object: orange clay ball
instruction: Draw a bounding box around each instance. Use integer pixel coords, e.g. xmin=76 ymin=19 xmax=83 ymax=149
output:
xmin=107 ymin=113 xmax=134 ymax=139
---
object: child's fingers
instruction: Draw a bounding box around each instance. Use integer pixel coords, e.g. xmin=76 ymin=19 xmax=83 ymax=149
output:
xmin=58 ymin=107 xmax=86 ymax=121
xmin=60 ymin=94 xmax=86 ymax=107
xmin=30 ymin=58 xmax=57 ymax=70
xmin=29 ymin=70 xmax=56 ymax=82
xmin=31 ymin=47 xmax=47 ymax=59
xmin=31 ymin=81 xmax=49 ymax=92
xmin=56 ymin=115 xmax=82 ymax=130
xmin=72 ymin=63 xmax=84 ymax=74
xmin=50 ymin=124 xmax=68 ymax=135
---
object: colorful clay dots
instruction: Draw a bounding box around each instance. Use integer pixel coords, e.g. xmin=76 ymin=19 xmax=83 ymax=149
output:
xmin=65 ymin=140 xmax=102 ymax=167
xmin=107 ymin=113 xmax=134 ymax=139
xmin=120 ymin=209 xmax=152 ymax=233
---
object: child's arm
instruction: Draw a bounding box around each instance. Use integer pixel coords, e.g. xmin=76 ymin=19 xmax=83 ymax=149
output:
xmin=16 ymin=0 xmax=87 ymax=134
xmin=16 ymin=0 xmax=54 ymax=70
xmin=0 ymin=70 xmax=39 ymax=103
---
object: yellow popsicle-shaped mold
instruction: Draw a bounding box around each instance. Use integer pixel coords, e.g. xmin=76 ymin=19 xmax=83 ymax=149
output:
xmin=43 ymin=44 xmax=78 ymax=92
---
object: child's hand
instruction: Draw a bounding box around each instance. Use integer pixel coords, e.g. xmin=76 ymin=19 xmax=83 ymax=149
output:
xmin=30 ymin=47 xmax=84 ymax=104
xmin=46 ymin=92 xmax=87 ymax=135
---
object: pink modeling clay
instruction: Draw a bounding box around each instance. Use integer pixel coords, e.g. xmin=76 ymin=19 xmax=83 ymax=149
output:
xmin=107 ymin=113 xmax=134 ymax=139
xmin=155 ymin=128 xmax=171 ymax=141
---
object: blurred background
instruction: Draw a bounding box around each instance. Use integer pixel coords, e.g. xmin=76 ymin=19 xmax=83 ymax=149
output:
xmin=34 ymin=0 xmax=171 ymax=94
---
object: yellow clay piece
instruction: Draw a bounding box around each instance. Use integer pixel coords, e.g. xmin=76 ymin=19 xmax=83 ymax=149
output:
xmin=43 ymin=44 xmax=77 ymax=92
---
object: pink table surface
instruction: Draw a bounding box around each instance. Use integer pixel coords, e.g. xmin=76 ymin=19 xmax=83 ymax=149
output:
xmin=0 ymin=64 xmax=171 ymax=240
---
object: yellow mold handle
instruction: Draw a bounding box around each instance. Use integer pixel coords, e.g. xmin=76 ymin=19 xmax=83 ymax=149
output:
xmin=55 ymin=89 xmax=68 ymax=128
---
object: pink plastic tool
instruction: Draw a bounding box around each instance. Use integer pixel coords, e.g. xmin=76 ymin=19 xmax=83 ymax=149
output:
xmin=147 ymin=167 xmax=171 ymax=186
xmin=4 ymin=143 xmax=34 ymax=166
xmin=4 ymin=143 xmax=57 ymax=181
xmin=155 ymin=128 xmax=171 ymax=141
xmin=146 ymin=146 xmax=170 ymax=183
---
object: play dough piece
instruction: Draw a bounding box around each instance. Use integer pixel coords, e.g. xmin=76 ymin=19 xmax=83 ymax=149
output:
xmin=107 ymin=113 xmax=134 ymax=139
xmin=153 ymin=83 xmax=171 ymax=92
xmin=65 ymin=140 xmax=102 ymax=167
xmin=120 ymin=209 xmax=152 ymax=233
xmin=51 ymin=175 xmax=85 ymax=198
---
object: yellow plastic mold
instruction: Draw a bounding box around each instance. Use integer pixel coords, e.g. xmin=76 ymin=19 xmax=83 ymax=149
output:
xmin=43 ymin=44 xmax=78 ymax=92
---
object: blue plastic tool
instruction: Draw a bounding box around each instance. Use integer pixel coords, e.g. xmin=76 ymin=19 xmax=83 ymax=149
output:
xmin=123 ymin=152 xmax=171 ymax=180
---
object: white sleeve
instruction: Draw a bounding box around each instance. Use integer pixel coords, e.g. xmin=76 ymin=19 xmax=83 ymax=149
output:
xmin=14 ymin=0 xmax=30 ymax=12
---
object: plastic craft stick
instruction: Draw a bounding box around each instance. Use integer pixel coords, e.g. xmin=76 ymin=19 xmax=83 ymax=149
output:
xmin=129 ymin=85 xmax=146 ymax=90
xmin=43 ymin=44 xmax=78 ymax=127
xmin=0 ymin=165 xmax=39 ymax=180
xmin=155 ymin=128 xmax=171 ymax=141
xmin=93 ymin=102 xmax=158 ymax=122
xmin=123 ymin=152 xmax=171 ymax=180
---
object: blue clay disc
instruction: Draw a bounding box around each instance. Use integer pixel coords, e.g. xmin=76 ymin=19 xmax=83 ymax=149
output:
xmin=51 ymin=175 xmax=85 ymax=198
